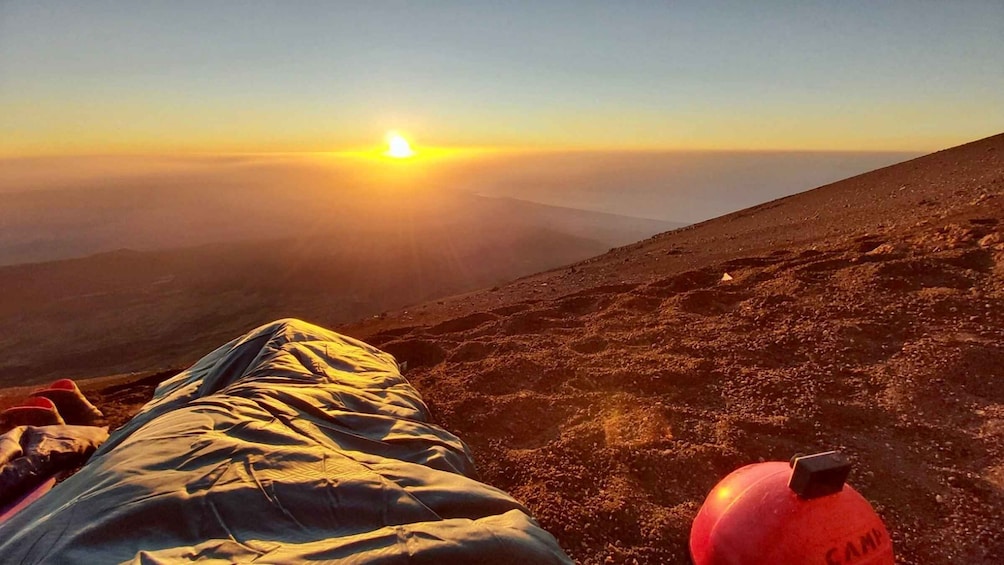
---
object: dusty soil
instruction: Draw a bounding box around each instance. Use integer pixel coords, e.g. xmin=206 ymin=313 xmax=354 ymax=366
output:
xmin=365 ymin=238 xmax=1004 ymax=564
xmin=3 ymin=134 xmax=1002 ymax=564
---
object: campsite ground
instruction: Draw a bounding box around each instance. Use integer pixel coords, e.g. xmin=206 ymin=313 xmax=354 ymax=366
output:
xmin=2 ymin=134 xmax=1003 ymax=564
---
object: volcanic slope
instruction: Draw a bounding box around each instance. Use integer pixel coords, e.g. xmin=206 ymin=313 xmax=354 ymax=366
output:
xmin=343 ymin=133 xmax=1004 ymax=564
xmin=13 ymin=134 xmax=1002 ymax=564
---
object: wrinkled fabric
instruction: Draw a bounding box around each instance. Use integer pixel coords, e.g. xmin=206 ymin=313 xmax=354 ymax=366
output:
xmin=0 ymin=425 xmax=108 ymax=507
xmin=0 ymin=319 xmax=571 ymax=564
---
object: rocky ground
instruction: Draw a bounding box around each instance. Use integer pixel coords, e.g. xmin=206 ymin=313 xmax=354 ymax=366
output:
xmin=364 ymin=224 xmax=1003 ymax=564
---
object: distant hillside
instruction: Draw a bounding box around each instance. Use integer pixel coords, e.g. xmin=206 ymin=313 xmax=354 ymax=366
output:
xmin=0 ymin=176 xmax=680 ymax=266
xmin=0 ymin=189 xmax=677 ymax=385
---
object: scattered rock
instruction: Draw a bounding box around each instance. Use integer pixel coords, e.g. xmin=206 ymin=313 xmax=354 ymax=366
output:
xmin=977 ymin=232 xmax=1000 ymax=248
xmin=866 ymin=243 xmax=902 ymax=255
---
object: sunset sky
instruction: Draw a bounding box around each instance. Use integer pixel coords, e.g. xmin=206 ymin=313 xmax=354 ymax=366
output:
xmin=1 ymin=1 xmax=1002 ymax=156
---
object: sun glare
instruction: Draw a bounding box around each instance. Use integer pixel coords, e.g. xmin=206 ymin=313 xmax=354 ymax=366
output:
xmin=385 ymin=131 xmax=415 ymax=159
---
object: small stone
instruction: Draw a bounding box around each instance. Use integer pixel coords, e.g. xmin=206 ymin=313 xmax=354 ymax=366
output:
xmin=978 ymin=233 xmax=1001 ymax=247
xmin=866 ymin=243 xmax=900 ymax=255
xmin=936 ymin=494 xmax=945 ymax=503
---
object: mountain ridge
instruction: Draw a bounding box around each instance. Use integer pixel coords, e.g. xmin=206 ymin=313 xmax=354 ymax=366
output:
xmin=334 ymin=132 xmax=1003 ymax=564
xmin=345 ymin=133 xmax=1003 ymax=334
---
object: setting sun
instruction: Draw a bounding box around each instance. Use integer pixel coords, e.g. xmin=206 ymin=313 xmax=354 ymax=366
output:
xmin=385 ymin=132 xmax=415 ymax=159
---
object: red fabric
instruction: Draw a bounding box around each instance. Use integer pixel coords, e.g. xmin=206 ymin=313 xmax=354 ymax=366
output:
xmin=0 ymin=478 xmax=56 ymax=525
xmin=20 ymin=397 xmax=56 ymax=410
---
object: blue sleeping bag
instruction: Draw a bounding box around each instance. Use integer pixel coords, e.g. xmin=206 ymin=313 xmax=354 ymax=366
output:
xmin=0 ymin=319 xmax=572 ymax=564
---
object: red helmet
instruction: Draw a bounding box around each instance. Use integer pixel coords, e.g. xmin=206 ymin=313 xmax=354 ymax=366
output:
xmin=690 ymin=452 xmax=893 ymax=565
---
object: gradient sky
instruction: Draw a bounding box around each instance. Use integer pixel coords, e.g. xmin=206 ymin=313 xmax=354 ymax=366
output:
xmin=1 ymin=1 xmax=1002 ymax=155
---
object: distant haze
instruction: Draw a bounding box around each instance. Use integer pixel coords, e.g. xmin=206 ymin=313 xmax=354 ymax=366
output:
xmin=1 ymin=150 xmax=918 ymax=223
xmin=441 ymin=150 xmax=919 ymax=222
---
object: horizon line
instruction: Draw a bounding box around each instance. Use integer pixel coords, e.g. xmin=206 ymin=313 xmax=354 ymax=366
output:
xmin=0 ymin=144 xmax=934 ymax=161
